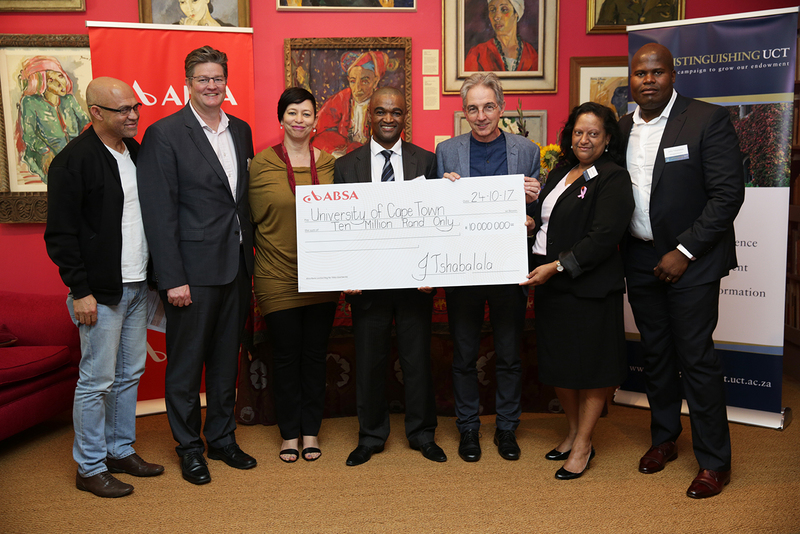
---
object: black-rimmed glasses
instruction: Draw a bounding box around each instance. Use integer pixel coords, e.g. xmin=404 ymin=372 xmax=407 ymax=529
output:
xmin=92 ymin=103 xmax=142 ymax=115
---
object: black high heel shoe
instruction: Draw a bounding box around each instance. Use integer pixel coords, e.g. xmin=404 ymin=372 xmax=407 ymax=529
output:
xmin=545 ymin=448 xmax=570 ymax=461
xmin=554 ymin=447 xmax=595 ymax=480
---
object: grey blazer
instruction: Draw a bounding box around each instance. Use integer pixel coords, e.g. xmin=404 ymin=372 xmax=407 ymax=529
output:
xmin=435 ymin=131 xmax=540 ymax=180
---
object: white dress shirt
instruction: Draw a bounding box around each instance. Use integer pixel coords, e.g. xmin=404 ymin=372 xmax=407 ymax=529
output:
xmin=626 ymin=89 xmax=693 ymax=259
xmin=370 ymin=138 xmax=405 ymax=183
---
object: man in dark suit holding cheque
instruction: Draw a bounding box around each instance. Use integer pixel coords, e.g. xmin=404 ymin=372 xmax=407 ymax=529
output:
xmin=334 ymin=87 xmax=446 ymax=466
xmin=137 ymin=46 xmax=257 ymax=484
xmin=620 ymin=43 xmax=744 ymax=499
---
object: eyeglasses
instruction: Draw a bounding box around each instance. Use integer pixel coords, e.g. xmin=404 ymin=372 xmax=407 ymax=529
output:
xmin=92 ymin=103 xmax=142 ymax=115
xmin=188 ymin=76 xmax=228 ymax=86
xmin=465 ymin=103 xmax=499 ymax=117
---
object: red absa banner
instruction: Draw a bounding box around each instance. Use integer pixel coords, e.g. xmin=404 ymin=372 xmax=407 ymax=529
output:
xmin=87 ymin=22 xmax=255 ymax=402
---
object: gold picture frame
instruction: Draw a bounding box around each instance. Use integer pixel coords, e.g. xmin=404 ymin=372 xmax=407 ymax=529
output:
xmin=276 ymin=0 xmax=416 ymax=11
xmin=587 ymin=0 xmax=685 ymax=35
xmin=569 ymin=56 xmax=629 ymax=121
xmin=442 ymin=0 xmax=559 ymax=94
xmin=285 ymin=37 xmax=412 ymax=156
xmin=139 ymin=0 xmax=250 ymax=27
xmin=0 ymin=34 xmax=90 ymax=223
xmin=0 ymin=0 xmax=84 ymax=11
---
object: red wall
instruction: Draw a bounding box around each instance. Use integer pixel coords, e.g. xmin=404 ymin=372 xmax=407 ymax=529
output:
xmin=1 ymin=0 xmax=797 ymax=295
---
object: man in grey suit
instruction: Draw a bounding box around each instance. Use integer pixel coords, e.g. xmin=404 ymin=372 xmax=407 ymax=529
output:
xmin=137 ymin=46 xmax=256 ymax=485
xmin=620 ymin=43 xmax=744 ymax=499
xmin=334 ymin=87 xmax=445 ymax=466
xmin=435 ymin=72 xmax=540 ymax=463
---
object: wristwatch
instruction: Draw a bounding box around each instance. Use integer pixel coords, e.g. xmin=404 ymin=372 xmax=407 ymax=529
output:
xmin=555 ymin=260 xmax=564 ymax=272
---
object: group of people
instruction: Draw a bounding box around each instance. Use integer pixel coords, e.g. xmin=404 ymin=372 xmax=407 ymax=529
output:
xmin=44 ymin=42 xmax=743 ymax=502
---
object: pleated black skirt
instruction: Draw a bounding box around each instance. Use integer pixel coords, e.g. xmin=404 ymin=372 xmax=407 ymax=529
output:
xmin=534 ymin=282 xmax=628 ymax=390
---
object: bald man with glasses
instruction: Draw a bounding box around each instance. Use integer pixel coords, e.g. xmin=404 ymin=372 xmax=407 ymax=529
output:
xmin=45 ymin=77 xmax=164 ymax=498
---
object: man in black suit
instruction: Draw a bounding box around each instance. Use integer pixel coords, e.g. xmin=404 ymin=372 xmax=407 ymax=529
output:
xmin=137 ymin=46 xmax=256 ymax=484
xmin=334 ymin=87 xmax=445 ymax=466
xmin=620 ymin=43 xmax=744 ymax=499
xmin=45 ymin=77 xmax=164 ymax=498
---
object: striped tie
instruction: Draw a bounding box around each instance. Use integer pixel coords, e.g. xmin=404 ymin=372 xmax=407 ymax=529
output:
xmin=381 ymin=150 xmax=395 ymax=182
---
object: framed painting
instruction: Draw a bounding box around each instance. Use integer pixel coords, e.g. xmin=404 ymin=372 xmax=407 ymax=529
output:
xmin=587 ymin=0 xmax=685 ymax=34
xmin=0 ymin=0 xmax=84 ymax=11
xmin=454 ymin=109 xmax=547 ymax=146
xmin=0 ymin=34 xmax=91 ymax=223
xmin=569 ymin=56 xmax=629 ymax=120
xmin=285 ymin=37 xmax=411 ymax=158
xmin=443 ymin=0 xmax=558 ymax=94
xmin=139 ymin=0 xmax=250 ymax=27
xmin=277 ymin=0 xmax=415 ymax=11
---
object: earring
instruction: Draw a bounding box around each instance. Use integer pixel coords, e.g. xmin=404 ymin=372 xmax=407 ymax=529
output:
xmin=570 ymin=145 xmax=573 ymax=149
xmin=280 ymin=125 xmax=283 ymax=130
xmin=313 ymin=128 xmax=317 ymax=133
xmin=604 ymin=145 xmax=608 ymax=152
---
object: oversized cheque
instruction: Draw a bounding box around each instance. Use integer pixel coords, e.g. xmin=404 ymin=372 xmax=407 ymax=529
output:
xmin=295 ymin=174 xmax=529 ymax=292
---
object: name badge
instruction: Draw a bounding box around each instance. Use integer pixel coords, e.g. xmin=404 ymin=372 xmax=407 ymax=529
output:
xmin=583 ymin=166 xmax=598 ymax=181
xmin=664 ymin=145 xmax=689 ymax=163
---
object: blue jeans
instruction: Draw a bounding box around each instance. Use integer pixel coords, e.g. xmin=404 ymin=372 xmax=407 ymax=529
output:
xmin=68 ymin=282 xmax=148 ymax=477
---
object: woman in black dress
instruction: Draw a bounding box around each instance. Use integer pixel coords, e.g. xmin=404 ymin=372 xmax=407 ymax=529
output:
xmin=521 ymin=102 xmax=634 ymax=479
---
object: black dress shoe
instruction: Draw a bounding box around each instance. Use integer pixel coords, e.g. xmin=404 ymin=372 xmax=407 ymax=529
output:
xmin=181 ymin=452 xmax=210 ymax=485
xmin=208 ymin=443 xmax=257 ymax=470
xmin=545 ymin=448 xmax=570 ymax=461
xmin=76 ymin=471 xmax=133 ymax=498
xmin=494 ymin=429 xmax=520 ymax=461
xmin=106 ymin=453 xmax=165 ymax=477
xmin=413 ymin=441 xmax=447 ymax=462
xmin=555 ymin=448 xmax=595 ymax=480
xmin=458 ymin=429 xmax=481 ymax=462
xmin=346 ymin=444 xmax=384 ymax=466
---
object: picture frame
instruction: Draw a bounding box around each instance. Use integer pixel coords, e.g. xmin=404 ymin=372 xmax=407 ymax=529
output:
xmin=454 ymin=109 xmax=547 ymax=146
xmin=442 ymin=0 xmax=558 ymax=94
xmin=139 ymin=0 xmax=250 ymax=27
xmin=586 ymin=0 xmax=685 ymax=35
xmin=0 ymin=34 xmax=91 ymax=223
xmin=569 ymin=56 xmax=629 ymax=121
xmin=0 ymin=0 xmax=84 ymax=11
xmin=276 ymin=0 xmax=415 ymax=11
xmin=285 ymin=37 xmax=412 ymax=158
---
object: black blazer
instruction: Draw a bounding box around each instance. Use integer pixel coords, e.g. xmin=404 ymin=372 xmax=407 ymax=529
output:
xmin=137 ymin=104 xmax=255 ymax=290
xmin=45 ymin=126 xmax=144 ymax=305
xmin=532 ymin=154 xmax=634 ymax=298
xmin=333 ymin=140 xmax=437 ymax=309
xmin=618 ymin=93 xmax=745 ymax=288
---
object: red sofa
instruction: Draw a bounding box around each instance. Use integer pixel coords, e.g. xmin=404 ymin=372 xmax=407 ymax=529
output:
xmin=0 ymin=290 xmax=80 ymax=442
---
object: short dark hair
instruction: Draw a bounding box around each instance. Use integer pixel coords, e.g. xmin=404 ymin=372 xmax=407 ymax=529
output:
xmin=185 ymin=45 xmax=228 ymax=78
xmin=558 ymin=102 xmax=623 ymax=167
xmin=277 ymin=87 xmax=317 ymax=121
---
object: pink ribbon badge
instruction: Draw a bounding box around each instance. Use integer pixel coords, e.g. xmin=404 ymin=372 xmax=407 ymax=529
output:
xmin=578 ymin=186 xmax=587 ymax=199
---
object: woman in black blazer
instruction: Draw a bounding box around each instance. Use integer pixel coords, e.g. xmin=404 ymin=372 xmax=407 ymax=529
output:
xmin=521 ymin=102 xmax=634 ymax=480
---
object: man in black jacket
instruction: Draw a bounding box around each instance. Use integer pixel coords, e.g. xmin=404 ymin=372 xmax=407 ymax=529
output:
xmin=45 ymin=77 xmax=163 ymax=498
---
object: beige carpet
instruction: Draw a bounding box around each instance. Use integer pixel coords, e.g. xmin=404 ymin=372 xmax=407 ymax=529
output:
xmin=1 ymin=376 xmax=799 ymax=534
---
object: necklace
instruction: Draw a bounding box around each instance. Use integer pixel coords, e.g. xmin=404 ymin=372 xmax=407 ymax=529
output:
xmin=272 ymin=142 xmax=318 ymax=195
xmin=494 ymin=33 xmax=523 ymax=71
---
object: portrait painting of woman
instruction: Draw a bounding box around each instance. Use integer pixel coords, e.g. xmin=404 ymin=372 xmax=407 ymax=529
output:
xmin=11 ymin=55 xmax=90 ymax=186
xmin=463 ymin=0 xmax=540 ymax=73
xmin=145 ymin=0 xmax=243 ymax=27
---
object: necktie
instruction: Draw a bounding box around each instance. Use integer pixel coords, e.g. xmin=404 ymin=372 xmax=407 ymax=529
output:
xmin=381 ymin=150 xmax=395 ymax=182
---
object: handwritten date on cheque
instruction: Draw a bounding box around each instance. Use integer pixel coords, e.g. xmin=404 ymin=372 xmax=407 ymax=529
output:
xmin=295 ymin=174 xmax=530 ymax=292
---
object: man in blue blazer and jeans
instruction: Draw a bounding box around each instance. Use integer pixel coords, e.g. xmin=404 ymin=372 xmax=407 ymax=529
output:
xmin=435 ymin=72 xmax=540 ymax=463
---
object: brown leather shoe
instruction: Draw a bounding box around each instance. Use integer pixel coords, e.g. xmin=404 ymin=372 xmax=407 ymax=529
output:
xmin=638 ymin=441 xmax=677 ymax=474
xmin=106 ymin=453 xmax=165 ymax=477
xmin=76 ymin=471 xmax=133 ymax=498
xmin=686 ymin=468 xmax=731 ymax=499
